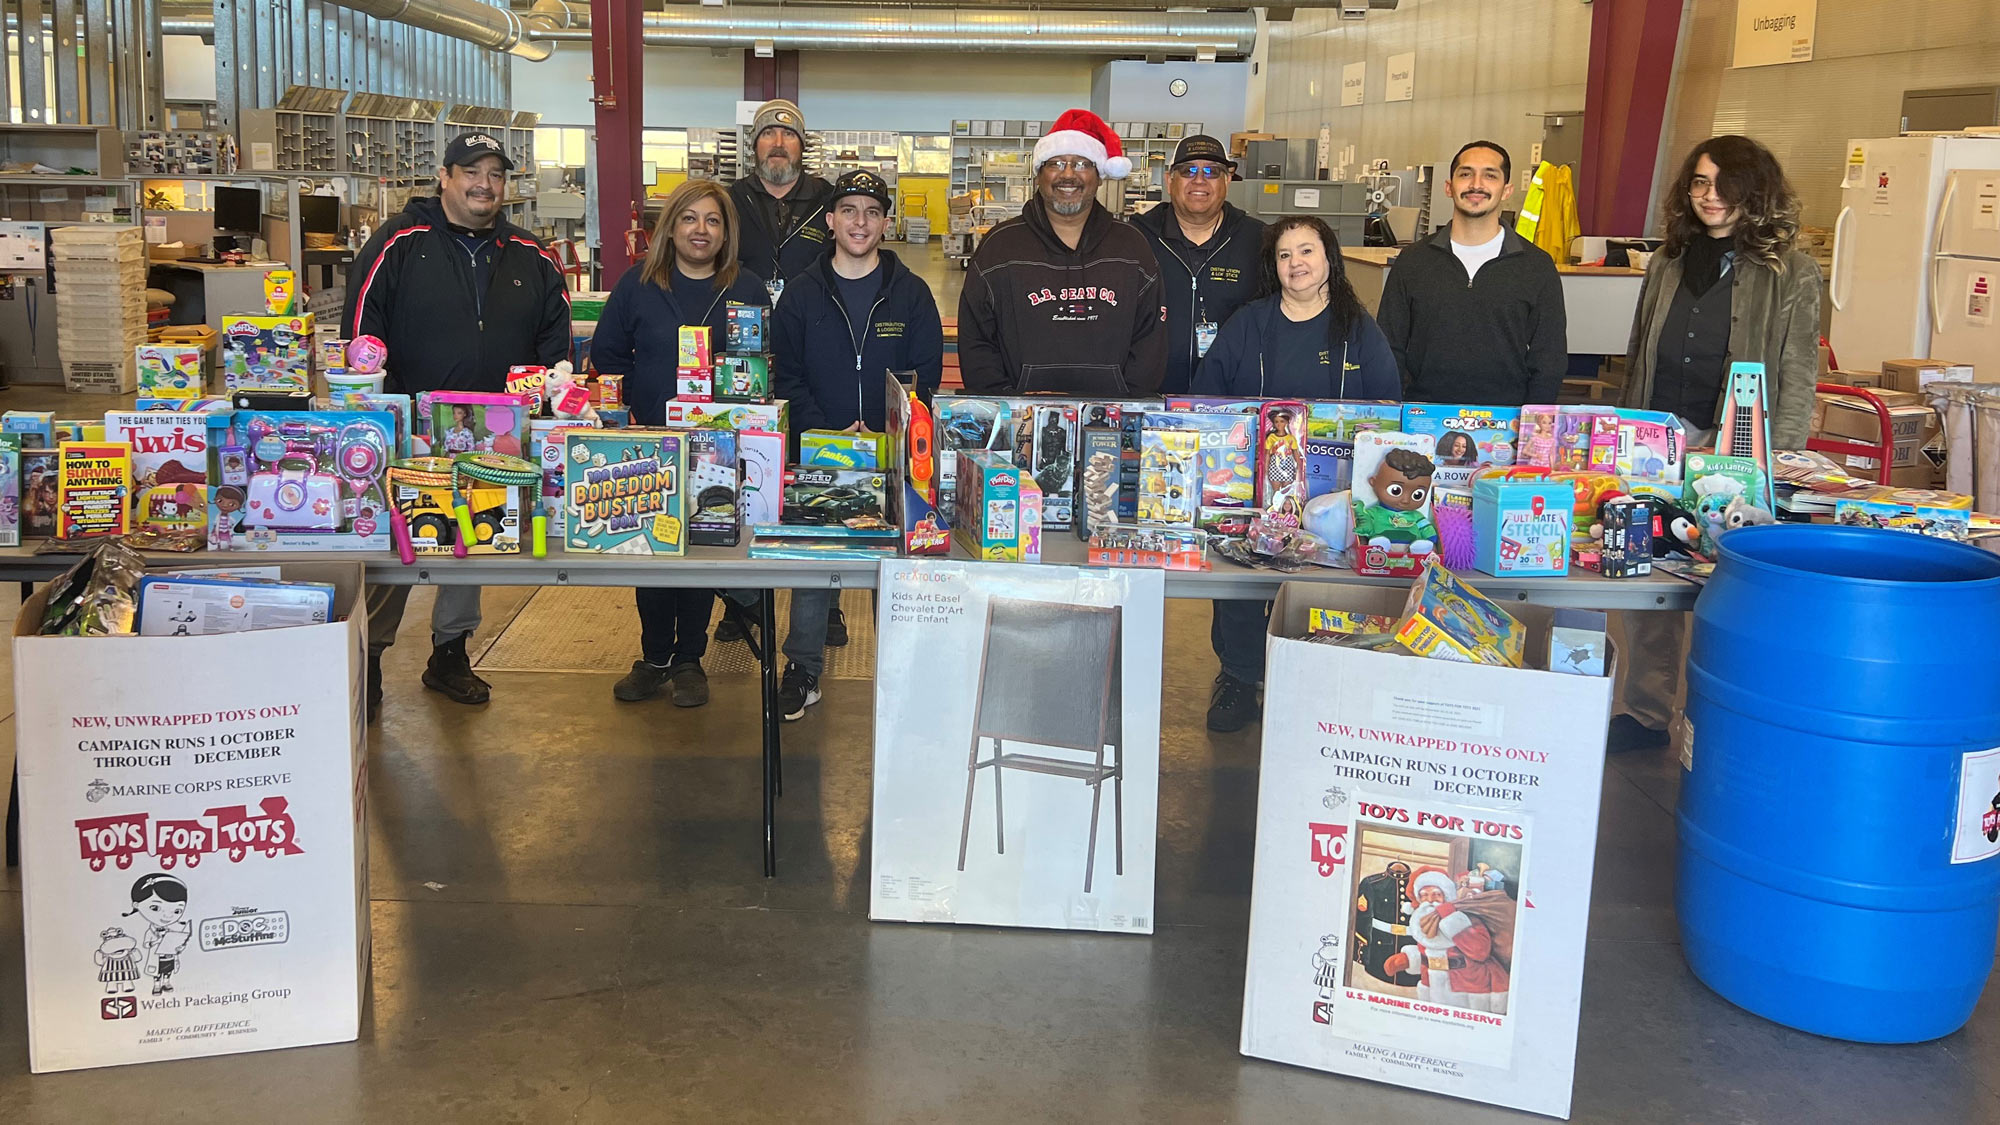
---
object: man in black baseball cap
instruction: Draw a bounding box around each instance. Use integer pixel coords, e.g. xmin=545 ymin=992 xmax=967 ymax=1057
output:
xmin=766 ymin=166 xmax=942 ymax=718
xmin=342 ymin=129 xmax=569 ymax=716
xmin=1133 ymin=133 xmax=1265 ymax=396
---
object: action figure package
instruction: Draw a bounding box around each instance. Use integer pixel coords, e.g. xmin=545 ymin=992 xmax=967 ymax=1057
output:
xmin=1350 ymin=431 xmax=1439 ymax=578
xmin=1393 ymin=560 xmax=1528 ymax=668
xmin=1028 ymin=404 xmax=1078 ymax=531
xmin=1257 ymin=401 xmax=1309 ymax=526
xmin=1401 ymin=404 xmax=1521 ymax=490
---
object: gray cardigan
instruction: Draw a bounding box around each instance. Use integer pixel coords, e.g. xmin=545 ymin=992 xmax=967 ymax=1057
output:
xmin=1621 ymin=245 xmax=1822 ymax=449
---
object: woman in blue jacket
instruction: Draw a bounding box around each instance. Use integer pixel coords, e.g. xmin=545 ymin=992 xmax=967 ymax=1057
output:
xmin=1192 ymin=215 xmax=1400 ymax=400
xmin=1192 ymin=214 xmax=1401 ymax=734
xmin=591 ymin=179 xmax=768 ymax=709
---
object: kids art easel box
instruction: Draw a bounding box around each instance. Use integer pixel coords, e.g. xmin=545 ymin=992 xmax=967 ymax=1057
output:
xmin=12 ymin=562 xmax=369 ymax=1072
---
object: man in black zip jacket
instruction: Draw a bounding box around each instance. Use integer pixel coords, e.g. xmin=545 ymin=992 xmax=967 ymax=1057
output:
xmin=770 ymin=169 xmax=942 ymax=720
xmin=343 ymin=132 xmax=571 ymax=716
xmin=729 ymin=99 xmax=834 ymax=302
xmin=959 ymin=108 xmax=1166 ymax=397
xmin=1132 ymin=135 xmax=1265 ymax=396
xmin=1376 ymin=140 xmax=1567 ymax=407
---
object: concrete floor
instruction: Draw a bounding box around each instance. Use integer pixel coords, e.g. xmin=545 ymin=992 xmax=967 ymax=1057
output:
xmin=1 ymin=579 xmax=1999 ymax=1122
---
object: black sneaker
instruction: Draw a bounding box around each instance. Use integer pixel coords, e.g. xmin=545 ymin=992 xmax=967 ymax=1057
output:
xmin=613 ymin=660 xmax=672 ymax=702
xmin=1206 ymin=673 xmax=1260 ymax=733
xmin=421 ymin=633 xmax=491 ymax=705
xmin=778 ymin=663 xmax=822 ymax=721
xmin=825 ymin=606 xmax=849 ymax=648
xmin=713 ymin=616 xmax=746 ymax=643
xmin=669 ymin=662 xmax=710 ymax=708
xmin=366 ymin=649 xmax=383 ymax=721
xmin=1607 ymin=714 xmax=1669 ymax=754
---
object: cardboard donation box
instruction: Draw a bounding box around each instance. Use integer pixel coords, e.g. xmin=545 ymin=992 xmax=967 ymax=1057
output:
xmin=13 ymin=562 xmax=370 ymax=1072
xmin=1240 ymin=581 xmax=1614 ymax=1119
xmin=870 ymin=559 xmax=1165 ymax=932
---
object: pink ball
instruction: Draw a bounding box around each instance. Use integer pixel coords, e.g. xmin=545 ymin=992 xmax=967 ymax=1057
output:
xmin=346 ymin=335 xmax=388 ymax=374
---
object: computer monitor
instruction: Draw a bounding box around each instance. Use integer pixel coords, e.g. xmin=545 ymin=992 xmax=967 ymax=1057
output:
xmin=212 ymin=185 xmax=263 ymax=234
xmin=299 ymin=194 xmax=340 ymax=236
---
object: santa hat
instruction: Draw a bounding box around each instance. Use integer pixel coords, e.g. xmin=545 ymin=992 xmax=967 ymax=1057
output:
xmin=1033 ymin=109 xmax=1132 ymax=180
xmin=1408 ymin=866 xmax=1459 ymax=904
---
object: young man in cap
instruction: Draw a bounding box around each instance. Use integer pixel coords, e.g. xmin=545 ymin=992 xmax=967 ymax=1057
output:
xmin=344 ymin=132 xmax=572 ymax=716
xmin=958 ymin=108 xmax=1166 ymax=397
xmin=730 ymin=98 xmax=834 ymax=301
xmin=769 ymin=169 xmax=944 ymax=719
xmin=1132 ymin=134 xmax=1266 ymax=396
xmin=1376 ymin=140 xmax=1567 ymax=407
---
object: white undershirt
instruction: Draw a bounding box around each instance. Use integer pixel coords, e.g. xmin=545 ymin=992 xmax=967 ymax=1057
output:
xmin=1451 ymin=229 xmax=1506 ymax=282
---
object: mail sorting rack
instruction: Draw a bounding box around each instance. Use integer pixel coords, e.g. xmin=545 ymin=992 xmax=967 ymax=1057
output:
xmin=956 ymin=597 xmax=1125 ymax=892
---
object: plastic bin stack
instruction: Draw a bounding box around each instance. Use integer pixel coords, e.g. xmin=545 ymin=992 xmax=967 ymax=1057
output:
xmin=52 ymin=224 xmax=147 ymax=394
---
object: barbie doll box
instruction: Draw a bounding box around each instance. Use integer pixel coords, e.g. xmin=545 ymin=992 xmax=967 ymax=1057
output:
xmin=12 ymin=561 xmax=369 ymax=1071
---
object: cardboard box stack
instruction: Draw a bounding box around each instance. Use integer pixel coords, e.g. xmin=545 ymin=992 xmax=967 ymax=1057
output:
xmin=1812 ymin=386 xmax=1947 ymax=488
xmin=51 ymin=224 xmax=147 ymax=394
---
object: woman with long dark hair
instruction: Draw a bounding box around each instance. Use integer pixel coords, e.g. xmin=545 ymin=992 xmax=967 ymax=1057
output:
xmin=592 ymin=180 xmax=769 ymax=708
xmin=1612 ymin=135 xmax=1819 ymax=756
xmin=1191 ymin=214 xmax=1400 ymax=401
xmin=1189 ymin=216 xmax=1401 ymax=734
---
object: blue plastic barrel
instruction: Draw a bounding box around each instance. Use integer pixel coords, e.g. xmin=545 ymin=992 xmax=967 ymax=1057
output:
xmin=1678 ymin=525 xmax=2000 ymax=1042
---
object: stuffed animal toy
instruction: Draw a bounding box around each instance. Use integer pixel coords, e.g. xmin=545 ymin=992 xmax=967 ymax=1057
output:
xmin=542 ymin=361 xmax=599 ymax=425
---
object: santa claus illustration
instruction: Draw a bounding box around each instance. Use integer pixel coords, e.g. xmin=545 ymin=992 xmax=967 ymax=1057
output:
xmin=1381 ymin=865 xmax=1512 ymax=1015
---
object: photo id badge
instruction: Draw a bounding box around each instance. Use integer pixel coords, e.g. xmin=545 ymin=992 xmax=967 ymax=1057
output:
xmin=1195 ymin=320 xmax=1219 ymax=357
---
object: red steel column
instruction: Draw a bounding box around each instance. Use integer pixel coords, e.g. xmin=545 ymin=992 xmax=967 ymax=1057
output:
xmin=591 ymin=0 xmax=645 ymax=285
xmin=1579 ymin=0 xmax=1683 ymax=235
xmin=743 ymin=51 xmax=800 ymax=103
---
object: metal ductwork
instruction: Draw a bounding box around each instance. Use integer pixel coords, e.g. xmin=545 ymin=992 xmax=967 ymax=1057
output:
xmin=320 ymin=0 xmax=553 ymax=60
xmin=529 ymin=5 xmax=1257 ymax=57
xmin=162 ymin=1 xmax=1259 ymax=59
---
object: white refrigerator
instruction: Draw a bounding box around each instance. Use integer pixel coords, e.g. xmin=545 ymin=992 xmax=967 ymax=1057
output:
xmin=1932 ymin=169 xmax=2000 ymax=373
xmin=1828 ymin=134 xmax=2000 ymax=373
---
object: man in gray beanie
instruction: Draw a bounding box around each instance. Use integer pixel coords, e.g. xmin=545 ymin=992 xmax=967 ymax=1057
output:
xmin=729 ymin=98 xmax=835 ymax=302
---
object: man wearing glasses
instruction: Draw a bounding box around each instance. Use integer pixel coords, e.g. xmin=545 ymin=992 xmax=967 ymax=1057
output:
xmin=959 ymin=108 xmax=1166 ymax=396
xmin=1376 ymin=140 xmax=1566 ymax=407
xmin=1133 ymin=135 xmax=1266 ymax=396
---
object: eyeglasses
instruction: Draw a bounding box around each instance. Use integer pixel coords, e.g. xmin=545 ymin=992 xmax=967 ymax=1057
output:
xmin=1689 ymin=175 xmax=1723 ymax=199
xmin=1043 ymin=158 xmax=1097 ymax=174
xmin=1173 ymin=164 xmax=1226 ymax=180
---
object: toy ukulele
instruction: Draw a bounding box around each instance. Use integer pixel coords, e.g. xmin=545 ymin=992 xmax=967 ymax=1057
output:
xmin=1716 ymin=361 xmax=1776 ymax=512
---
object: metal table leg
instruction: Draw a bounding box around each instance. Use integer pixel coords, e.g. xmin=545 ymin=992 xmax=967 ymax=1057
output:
xmin=718 ymin=590 xmax=783 ymax=878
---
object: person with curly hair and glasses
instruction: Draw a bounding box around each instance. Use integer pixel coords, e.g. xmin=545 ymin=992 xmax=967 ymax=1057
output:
xmin=1622 ymin=135 xmax=1820 ymax=449
xmin=1610 ymin=135 xmax=1820 ymax=755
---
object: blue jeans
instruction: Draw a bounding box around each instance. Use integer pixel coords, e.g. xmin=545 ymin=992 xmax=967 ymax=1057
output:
xmin=783 ymin=588 xmax=837 ymax=678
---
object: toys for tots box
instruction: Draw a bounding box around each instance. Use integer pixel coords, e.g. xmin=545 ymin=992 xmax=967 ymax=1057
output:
xmin=13 ymin=562 xmax=369 ymax=1072
xmin=1240 ymin=581 xmax=1614 ymax=1119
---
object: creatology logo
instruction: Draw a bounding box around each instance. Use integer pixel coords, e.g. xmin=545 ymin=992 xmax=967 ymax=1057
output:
xmin=1026 ymin=286 xmax=1118 ymax=307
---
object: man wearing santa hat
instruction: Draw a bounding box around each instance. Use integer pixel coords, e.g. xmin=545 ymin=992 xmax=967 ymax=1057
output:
xmin=1381 ymin=865 xmax=1511 ymax=1014
xmin=959 ymin=108 xmax=1167 ymax=396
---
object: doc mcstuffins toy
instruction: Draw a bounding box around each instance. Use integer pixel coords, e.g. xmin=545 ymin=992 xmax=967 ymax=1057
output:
xmin=212 ymin=410 xmax=393 ymax=550
xmin=1350 ymin=430 xmax=1438 ymax=578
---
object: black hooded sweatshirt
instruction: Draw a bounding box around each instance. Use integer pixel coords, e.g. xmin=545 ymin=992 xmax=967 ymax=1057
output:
xmin=957 ymin=197 xmax=1167 ymax=397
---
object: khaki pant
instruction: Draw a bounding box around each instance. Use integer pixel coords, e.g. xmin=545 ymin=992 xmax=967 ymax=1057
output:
xmin=1613 ymin=610 xmax=1689 ymax=732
